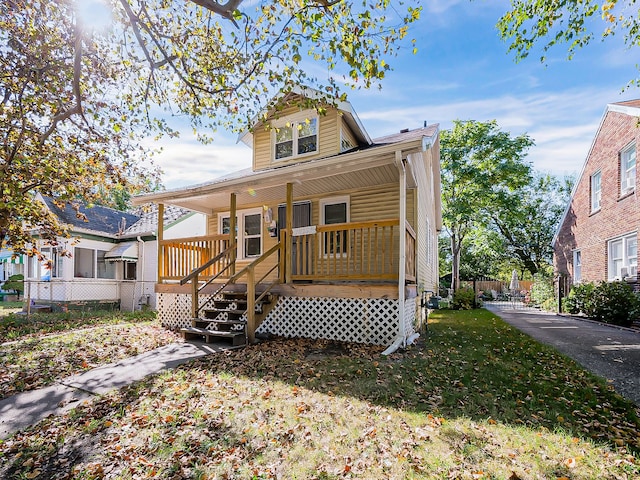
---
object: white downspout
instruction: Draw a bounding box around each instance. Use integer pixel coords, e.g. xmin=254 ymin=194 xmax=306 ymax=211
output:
xmin=137 ymin=236 xmax=144 ymax=311
xmin=383 ymin=150 xmax=407 ymax=355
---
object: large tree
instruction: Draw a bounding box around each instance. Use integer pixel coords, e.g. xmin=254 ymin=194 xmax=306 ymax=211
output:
xmin=489 ymin=173 xmax=574 ymax=278
xmin=498 ymin=1 xmax=640 ymax=86
xmin=1 ymin=0 xmax=420 ymax=255
xmin=440 ymin=120 xmax=533 ymax=291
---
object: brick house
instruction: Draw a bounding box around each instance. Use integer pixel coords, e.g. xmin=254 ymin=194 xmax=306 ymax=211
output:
xmin=553 ymin=100 xmax=639 ymax=287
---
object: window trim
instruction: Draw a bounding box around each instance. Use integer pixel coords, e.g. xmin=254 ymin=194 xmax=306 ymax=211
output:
xmin=218 ymin=207 xmax=263 ymax=260
xmin=607 ymin=232 xmax=637 ymax=281
xmin=572 ymin=249 xmax=582 ymax=284
xmin=320 ymin=195 xmax=350 ymax=257
xmin=590 ymin=170 xmax=602 ymax=213
xmin=271 ymin=110 xmax=319 ymax=162
xmin=620 ymin=142 xmax=636 ymax=195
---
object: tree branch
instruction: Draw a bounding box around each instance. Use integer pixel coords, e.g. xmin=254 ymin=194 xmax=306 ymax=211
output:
xmin=38 ymin=25 xmax=84 ymax=143
xmin=189 ymin=0 xmax=243 ymax=23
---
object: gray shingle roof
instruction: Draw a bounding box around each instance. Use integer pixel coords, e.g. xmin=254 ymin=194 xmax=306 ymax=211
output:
xmin=41 ymin=197 xmax=140 ymax=236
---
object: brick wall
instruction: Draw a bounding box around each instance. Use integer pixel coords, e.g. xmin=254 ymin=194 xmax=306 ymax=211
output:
xmin=554 ymin=108 xmax=640 ymax=284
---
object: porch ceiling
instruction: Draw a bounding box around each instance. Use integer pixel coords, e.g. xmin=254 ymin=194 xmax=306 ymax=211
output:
xmin=158 ymin=160 xmax=405 ymax=214
xmin=134 ymin=136 xmax=427 ymax=214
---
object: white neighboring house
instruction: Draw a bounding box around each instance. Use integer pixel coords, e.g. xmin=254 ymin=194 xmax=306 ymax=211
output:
xmin=22 ymin=195 xmax=206 ymax=312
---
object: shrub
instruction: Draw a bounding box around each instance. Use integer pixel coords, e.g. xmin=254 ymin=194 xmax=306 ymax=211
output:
xmin=590 ymin=281 xmax=640 ymax=327
xmin=563 ymin=282 xmax=595 ymax=315
xmin=530 ymin=274 xmax=555 ymax=309
xmin=1 ymin=274 xmax=24 ymax=298
xmin=452 ymin=287 xmax=475 ymax=310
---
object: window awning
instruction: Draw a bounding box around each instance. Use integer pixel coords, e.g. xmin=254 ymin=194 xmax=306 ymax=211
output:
xmin=104 ymin=242 xmax=138 ymax=262
xmin=0 ymin=252 xmax=23 ymax=264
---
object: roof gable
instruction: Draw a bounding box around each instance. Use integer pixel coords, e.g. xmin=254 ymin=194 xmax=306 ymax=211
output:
xmin=238 ymin=85 xmax=372 ymax=148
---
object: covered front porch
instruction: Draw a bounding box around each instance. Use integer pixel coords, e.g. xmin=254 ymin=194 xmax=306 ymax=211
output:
xmin=135 ymin=140 xmax=429 ymax=346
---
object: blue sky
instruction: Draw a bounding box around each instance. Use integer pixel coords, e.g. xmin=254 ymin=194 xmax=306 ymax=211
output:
xmin=154 ymin=1 xmax=640 ymax=189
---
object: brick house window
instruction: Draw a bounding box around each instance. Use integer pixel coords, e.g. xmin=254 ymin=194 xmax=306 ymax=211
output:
xmin=608 ymin=233 xmax=637 ymax=280
xmin=572 ymin=250 xmax=581 ymax=284
xmin=590 ymin=171 xmax=601 ymax=212
xmin=620 ymin=142 xmax=636 ymax=194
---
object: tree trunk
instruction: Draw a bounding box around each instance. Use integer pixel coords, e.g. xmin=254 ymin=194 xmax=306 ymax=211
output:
xmin=451 ymin=234 xmax=461 ymax=292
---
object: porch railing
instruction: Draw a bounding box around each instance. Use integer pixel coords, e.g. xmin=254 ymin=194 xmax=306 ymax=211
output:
xmin=159 ymin=234 xmax=231 ymax=281
xmin=161 ymin=218 xmax=417 ymax=285
xmin=289 ymin=218 xmax=416 ymax=282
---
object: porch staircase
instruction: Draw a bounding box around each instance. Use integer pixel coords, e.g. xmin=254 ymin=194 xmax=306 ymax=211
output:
xmin=181 ymin=290 xmax=276 ymax=347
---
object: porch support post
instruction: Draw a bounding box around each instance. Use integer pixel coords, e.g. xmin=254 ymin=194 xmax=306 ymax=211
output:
xmin=285 ymin=182 xmax=293 ymax=284
xmin=157 ymin=203 xmax=164 ymax=283
xmin=230 ymin=193 xmax=237 ymax=278
xmin=396 ymin=151 xmax=407 ymax=345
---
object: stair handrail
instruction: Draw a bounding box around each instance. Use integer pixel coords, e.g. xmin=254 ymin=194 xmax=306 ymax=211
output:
xmin=179 ymin=243 xmax=236 ymax=319
xmin=228 ymin=242 xmax=282 ymax=343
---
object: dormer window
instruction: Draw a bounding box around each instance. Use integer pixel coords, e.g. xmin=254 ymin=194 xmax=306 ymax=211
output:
xmin=272 ymin=111 xmax=318 ymax=161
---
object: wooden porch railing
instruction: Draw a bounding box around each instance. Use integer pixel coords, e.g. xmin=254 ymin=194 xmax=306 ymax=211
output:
xmin=289 ymin=218 xmax=416 ymax=282
xmin=159 ymin=234 xmax=231 ymax=281
xmin=163 ymin=218 xmax=417 ymax=287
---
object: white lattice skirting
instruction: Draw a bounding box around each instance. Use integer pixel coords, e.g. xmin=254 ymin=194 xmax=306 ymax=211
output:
xmin=157 ymin=293 xmax=417 ymax=347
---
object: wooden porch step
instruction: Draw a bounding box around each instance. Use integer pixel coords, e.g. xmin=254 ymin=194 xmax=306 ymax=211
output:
xmin=193 ymin=318 xmax=246 ymax=329
xmin=181 ymin=326 xmax=246 ymax=347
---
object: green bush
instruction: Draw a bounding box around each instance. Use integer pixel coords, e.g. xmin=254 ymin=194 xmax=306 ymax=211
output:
xmin=1 ymin=274 xmax=24 ymax=298
xmin=452 ymin=287 xmax=475 ymax=310
xmin=564 ymin=281 xmax=639 ymax=327
xmin=563 ymin=282 xmax=595 ymax=315
xmin=530 ymin=274 xmax=555 ymax=309
xmin=590 ymin=281 xmax=640 ymax=327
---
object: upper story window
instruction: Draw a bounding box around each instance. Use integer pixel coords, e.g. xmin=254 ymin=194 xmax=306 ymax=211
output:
xmin=608 ymin=232 xmax=637 ymax=280
xmin=620 ymin=142 xmax=636 ymax=194
xmin=272 ymin=111 xmax=318 ymax=161
xmin=590 ymin=170 xmax=601 ymax=213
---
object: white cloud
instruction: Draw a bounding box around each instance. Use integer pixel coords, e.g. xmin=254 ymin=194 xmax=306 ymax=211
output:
xmin=150 ymin=135 xmax=252 ymax=189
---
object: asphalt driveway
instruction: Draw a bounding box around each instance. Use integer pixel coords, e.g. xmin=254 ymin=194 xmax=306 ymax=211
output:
xmin=484 ymin=302 xmax=640 ymax=407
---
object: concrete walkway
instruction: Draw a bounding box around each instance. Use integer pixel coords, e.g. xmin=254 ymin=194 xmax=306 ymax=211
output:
xmin=485 ymin=302 xmax=640 ymax=407
xmin=0 ymin=341 xmax=232 ymax=439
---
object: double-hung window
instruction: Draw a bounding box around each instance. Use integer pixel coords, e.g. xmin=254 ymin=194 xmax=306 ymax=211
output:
xmin=608 ymin=233 xmax=637 ymax=280
xmin=219 ymin=208 xmax=262 ymax=259
xmin=320 ymin=196 xmax=349 ymax=255
xmin=272 ymin=111 xmax=318 ymax=161
xmin=590 ymin=171 xmax=601 ymax=213
xmin=572 ymin=250 xmax=581 ymax=283
xmin=620 ymin=142 xmax=636 ymax=194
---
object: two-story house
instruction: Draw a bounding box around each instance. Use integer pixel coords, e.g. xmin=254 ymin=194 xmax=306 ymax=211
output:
xmin=133 ymin=86 xmax=442 ymax=351
xmin=553 ymin=100 xmax=639 ymax=289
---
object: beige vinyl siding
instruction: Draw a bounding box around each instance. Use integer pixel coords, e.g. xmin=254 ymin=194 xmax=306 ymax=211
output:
xmin=206 ymin=184 xmax=403 ymax=282
xmin=253 ymin=105 xmax=341 ymax=171
xmin=340 ymin=119 xmax=358 ymax=151
xmin=407 ymin=150 xmax=438 ymax=291
xmin=207 ymin=207 xmax=280 ymax=283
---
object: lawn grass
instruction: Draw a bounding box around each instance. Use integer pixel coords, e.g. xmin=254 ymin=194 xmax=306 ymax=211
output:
xmin=0 ymin=309 xmax=157 ymax=343
xmin=0 ymin=308 xmax=638 ymax=479
xmin=0 ymin=310 xmax=181 ymax=399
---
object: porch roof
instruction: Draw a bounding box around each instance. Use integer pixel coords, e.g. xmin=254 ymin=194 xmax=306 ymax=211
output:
xmin=133 ymin=130 xmax=436 ymax=214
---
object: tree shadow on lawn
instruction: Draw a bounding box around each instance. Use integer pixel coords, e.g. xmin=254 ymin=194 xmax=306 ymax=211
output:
xmin=1 ymin=309 xmax=639 ymax=479
xmin=183 ymin=310 xmax=640 ymax=455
